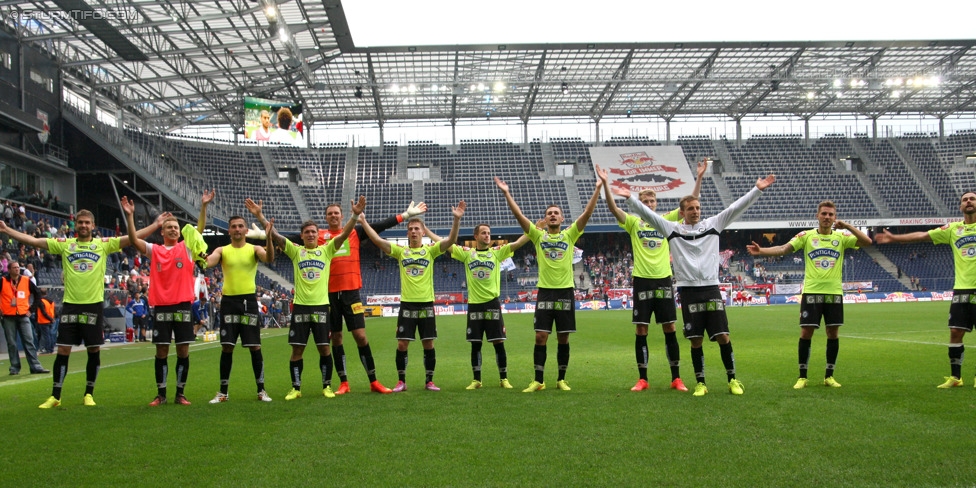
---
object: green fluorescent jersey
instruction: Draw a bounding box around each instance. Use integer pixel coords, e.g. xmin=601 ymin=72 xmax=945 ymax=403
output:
xmin=621 ymin=207 xmax=681 ymax=279
xmin=529 ymin=222 xmax=582 ymax=289
xmin=787 ymin=229 xmax=859 ymax=295
xmin=451 ymin=244 xmax=514 ymax=304
xmin=390 ymin=242 xmax=444 ymax=303
xmin=929 ymin=221 xmax=976 ymax=289
xmin=283 ymin=240 xmax=337 ymax=306
xmin=220 ymin=243 xmax=257 ymax=296
xmin=47 ymin=237 xmax=121 ymax=304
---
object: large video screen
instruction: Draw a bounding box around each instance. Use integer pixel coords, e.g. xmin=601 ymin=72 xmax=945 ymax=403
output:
xmin=243 ymin=96 xmax=303 ymax=145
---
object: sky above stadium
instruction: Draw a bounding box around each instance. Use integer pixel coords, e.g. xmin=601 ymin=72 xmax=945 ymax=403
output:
xmin=345 ymin=0 xmax=967 ymax=46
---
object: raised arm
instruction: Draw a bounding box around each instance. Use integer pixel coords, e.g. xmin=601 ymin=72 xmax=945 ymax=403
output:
xmin=834 ymin=220 xmax=873 ymax=247
xmin=205 ymin=246 xmax=223 ymax=269
xmin=0 ymin=220 xmax=48 ymax=249
xmin=574 ymin=179 xmax=603 ymax=230
xmin=121 ymin=196 xmax=148 ymax=256
xmin=331 ymin=196 xmax=366 ymax=250
xmin=253 ymin=218 xmax=275 ymax=263
xmin=746 ymin=240 xmax=795 ymax=257
xmin=710 ymin=174 xmax=776 ymax=231
xmin=494 ymin=177 xmax=533 ymax=233
xmin=874 ymin=229 xmax=932 ymax=244
xmin=596 ymin=165 xmax=627 ymax=223
xmin=691 ymin=158 xmax=709 ymax=199
xmin=198 ymin=189 xmax=215 ymax=232
xmin=118 ymin=212 xmax=169 ymax=248
xmin=439 ymin=200 xmax=466 ymax=253
xmin=359 ymin=214 xmax=392 ymax=255
xmin=508 ymin=233 xmax=531 ymax=252
xmin=244 ymin=198 xmax=286 ymax=249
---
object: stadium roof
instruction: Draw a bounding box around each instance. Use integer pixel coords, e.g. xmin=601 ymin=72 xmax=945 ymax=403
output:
xmin=5 ymin=0 xmax=975 ymax=133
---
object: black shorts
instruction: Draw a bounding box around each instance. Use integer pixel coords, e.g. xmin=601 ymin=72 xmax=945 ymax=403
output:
xmin=220 ymin=294 xmax=261 ymax=347
xmin=56 ymin=303 xmax=104 ymax=347
xmin=534 ymin=288 xmax=576 ymax=334
xmin=291 ymin=304 xmax=331 ymax=346
xmin=152 ymin=302 xmax=195 ymax=344
xmin=467 ymin=299 xmax=506 ymax=342
xmin=632 ymin=277 xmax=677 ymax=325
xmin=799 ymin=294 xmax=844 ymax=327
xmin=396 ymin=301 xmax=437 ymax=341
xmin=329 ymin=290 xmax=366 ymax=333
xmin=679 ymin=286 xmax=729 ymax=341
xmin=948 ymin=289 xmax=976 ymax=332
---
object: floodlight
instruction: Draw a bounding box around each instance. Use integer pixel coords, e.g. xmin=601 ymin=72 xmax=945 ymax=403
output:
xmin=354 ymin=86 xmax=363 ymax=98
xmin=833 ymin=79 xmax=843 ymax=88
xmin=265 ymin=6 xmax=277 ymax=21
xmin=493 ymin=82 xmax=505 ymax=92
xmin=561 ymin=82 xmax=569 ymax=95
xmin=807 ymin=91 xmax=816 ymax=100
xmin=278 ymin=27 xmax=289 ymax=43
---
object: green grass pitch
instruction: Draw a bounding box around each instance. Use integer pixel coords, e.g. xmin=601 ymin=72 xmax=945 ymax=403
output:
xmin=2 ymin=302 xmax=975 ymax=487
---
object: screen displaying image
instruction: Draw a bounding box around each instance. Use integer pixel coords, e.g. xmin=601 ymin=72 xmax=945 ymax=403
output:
xmin=244 ymin=96 xmax=303 ymax=145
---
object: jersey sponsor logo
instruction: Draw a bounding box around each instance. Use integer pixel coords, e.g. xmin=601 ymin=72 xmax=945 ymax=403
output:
xmin=807 ymin=248 xmax=841 ymax=269
xmin=540 ymin=241 xmax=569 ymax=260
xmin=636 ymin=230 xmax=665 ymax=240
xmin=953 ymin=235 xmax=976 ymax=255
xmin=299 ymin=259 xmax=326 ymax=270
xmin=403 ymin=258 xmax=430 ymax=276
xmin=301 ymin=269 xmax=322 ymax=281
xmin=468 ymin=260 xmax=496 ymax=279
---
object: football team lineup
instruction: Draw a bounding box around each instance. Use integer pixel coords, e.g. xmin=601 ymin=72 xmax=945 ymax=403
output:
xmin=3 ymin=173 xmax=975 ymax=408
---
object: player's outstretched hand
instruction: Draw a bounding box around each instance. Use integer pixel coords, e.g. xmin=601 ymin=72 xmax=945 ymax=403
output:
xmin=494 ymin=176 xmax=509 ymax=193
xmin=746 ymin=241 xmax=762 ymax=256
xmin=595 ymin=164 xmax=609 ymax=182
xmin=201 ymin=189 xmax=215 ymax=205
xmin=610 ymin=186 xmax=631 ymax=199
xmin=120 ymin=196 xmax=135 ymax=215
xmin=756 ymin=174 xmax=776 ymax=190
xmin=452 ymin=200 xmax=466 ymax=218
xmin=697 ymin=158 xmax=709 ymax=179
xmin=244 ymin=198 xmax=263 ymax=217
xmin=154 ymin=211 xmax=173 ymax=227
xmin=403 ymin=201 xmax=427 ymax=218
xmin=351 ymin=195 xmax=367 ymax=215
xmin=874 ymin=229 xmax=894 ymax=244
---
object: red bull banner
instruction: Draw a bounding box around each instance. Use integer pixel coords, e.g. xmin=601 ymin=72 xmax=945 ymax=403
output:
xmin=434 ymin=293 xmax=464 ymax=305
xmin=588 ymin=146 xmax=695 ymax=198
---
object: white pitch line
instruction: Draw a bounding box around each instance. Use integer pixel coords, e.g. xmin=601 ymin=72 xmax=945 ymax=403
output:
xmin=0 ymin=336 xmax=267 ymax=389
xmin=840 ymin=334 xmax=948 ymax=346
xmin=841 ymin=330 xmax=938 ymax=336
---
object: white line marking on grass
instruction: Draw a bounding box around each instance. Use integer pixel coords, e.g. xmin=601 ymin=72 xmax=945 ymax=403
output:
xmin=841 ymin=334 xmax=947 ymax=346
xmin=0 ymin=330 xmax=288 ymax=389
xmin=843 ymin=330 xmax=936 ymax=335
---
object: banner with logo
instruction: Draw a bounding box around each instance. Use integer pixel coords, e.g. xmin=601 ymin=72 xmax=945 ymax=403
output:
xmin=367 ymin=294 xmax=401 ymax=305
xmin=588 ymin=146 xmax=694 ymax=198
